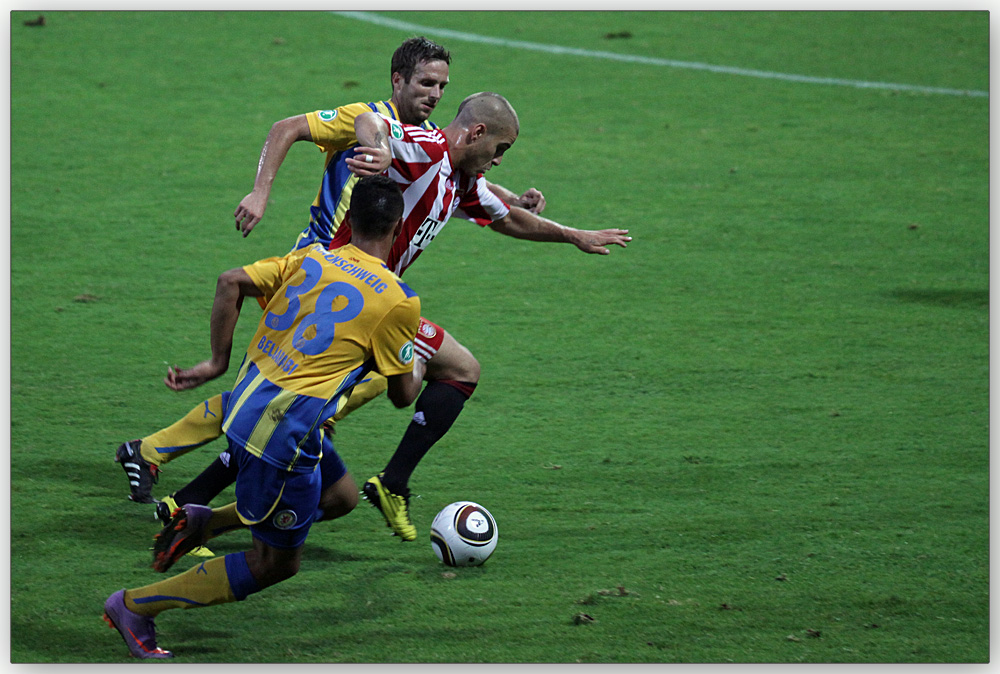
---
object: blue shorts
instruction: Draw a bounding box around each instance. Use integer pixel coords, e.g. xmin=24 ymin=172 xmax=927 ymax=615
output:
xmin=220 ymin=423 xmax=347 ymax=490
xmin=231 ymin=443 xmax=322 ymax=549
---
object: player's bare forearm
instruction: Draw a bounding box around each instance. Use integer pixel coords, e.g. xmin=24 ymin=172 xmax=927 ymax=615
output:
xmin=489 ymin=207 xmax=569 ymax=242
xmin=386 ymin=364 xmax=423 ymax=408
xmin=486 ymin=182 xmax=547 ymax=214
xmin=206 ymin=270 xmax=247 ymax=370
xmin=164 ymin=361 xmax=227 ymax=391
xmin=234 ymin=115 xmax=312 ymax=236
xmin=490 ymin=207 xmax=631 ymax=254
xmin=347 ymin=112 xmax=391 ymax=176
xmin=485 ymin=181 xmax=519 ymax=205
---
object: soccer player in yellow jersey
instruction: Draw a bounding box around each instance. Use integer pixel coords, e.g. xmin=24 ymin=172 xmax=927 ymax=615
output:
xmin=103 ymin=176 xmax=423 ymax=659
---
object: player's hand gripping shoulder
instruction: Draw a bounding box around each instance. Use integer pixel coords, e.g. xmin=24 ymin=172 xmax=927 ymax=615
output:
xmin=346 ymin=145 xmax=391 ymax=177
xmin=347 ymin=112 xmax=392 ymax=177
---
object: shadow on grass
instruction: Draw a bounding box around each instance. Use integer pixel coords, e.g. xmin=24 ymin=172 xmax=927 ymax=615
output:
xmin=10 ymin=615 xmax=234 ymax=663
xmin=887 ymin=288 xmax=988 ymax=309
xmin=301 ymin=543 xmax=381 ymax=565
xmin=148 ymin=624 xmax=236 ymax=658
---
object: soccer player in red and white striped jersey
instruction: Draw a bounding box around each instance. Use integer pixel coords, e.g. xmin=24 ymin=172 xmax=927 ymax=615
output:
xmin=344 ymin=92 xmax=631 ymax=539
xmin=330 ymin=108 xmax=511 ymax=276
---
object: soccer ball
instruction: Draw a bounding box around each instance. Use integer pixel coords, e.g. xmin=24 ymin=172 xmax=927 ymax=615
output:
xmin=430 ymin=501 xmax=498 ymax=567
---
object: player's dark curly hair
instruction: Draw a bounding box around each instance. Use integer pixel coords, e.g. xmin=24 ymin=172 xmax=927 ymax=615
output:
xmin=391 ymin=36 xmax=451 ymax=82
xmin=349 ymin=175 xmax=404 ymax=238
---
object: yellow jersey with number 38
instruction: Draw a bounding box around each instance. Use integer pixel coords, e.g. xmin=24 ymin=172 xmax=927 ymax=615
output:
xmin=222 ymin=243 xmax=420 ymax=473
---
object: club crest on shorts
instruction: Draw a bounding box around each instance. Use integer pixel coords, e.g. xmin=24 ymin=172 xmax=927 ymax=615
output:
xmin=419 ymin=322 xmax=437 ymax=339
xmin=273 ymin=510 xmax=298 ymax=530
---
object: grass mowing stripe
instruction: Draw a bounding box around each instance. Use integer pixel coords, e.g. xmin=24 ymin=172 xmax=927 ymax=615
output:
xmin=332 ymin=10 xmax=989 ymax=98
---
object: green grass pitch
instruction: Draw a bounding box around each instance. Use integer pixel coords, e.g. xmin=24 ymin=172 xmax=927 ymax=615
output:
xmin=9 ymin=10 xmax=988 ymax=663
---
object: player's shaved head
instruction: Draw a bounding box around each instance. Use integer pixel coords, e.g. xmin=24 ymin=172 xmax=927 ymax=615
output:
xmin=443 ymin=92 xmax=520 ymax=175
xmin=454 ymin=92 xmax=519 ymax=138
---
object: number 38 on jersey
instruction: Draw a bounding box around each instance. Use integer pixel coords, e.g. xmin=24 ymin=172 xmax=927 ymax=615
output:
xmin=264 ymin=256 xmax=365 ymax=356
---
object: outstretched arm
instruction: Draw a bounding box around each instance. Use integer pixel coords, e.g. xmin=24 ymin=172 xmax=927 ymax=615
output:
xmin=486 ymin=181 xmax=546 ymax=214
xmin=488 ymin=206 xmax=631 ymax=255
xmin=234 ymin=114 xmax=313 ymax=237
xmin=165 ymin=268 xmax=263 ymax=391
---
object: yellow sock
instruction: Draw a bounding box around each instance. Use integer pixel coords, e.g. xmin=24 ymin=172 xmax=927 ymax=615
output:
xmin=332 ymin=375 xmax=387 ymax=422
xmin=124 ymin=556 xmax=237 ymax=616
xmin=140 ymin=394 xmax=226 ymax=466
xmin=206 ymin=502 xmax=245 ymax=539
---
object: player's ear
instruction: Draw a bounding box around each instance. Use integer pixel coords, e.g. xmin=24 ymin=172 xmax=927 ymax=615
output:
xmin=469 ymin=122 xmax=488 ymax=143
xmin=391 ymin=71 xmax=404 ymax=91
xmin=392 ymin=217 xmax=404 ymax=239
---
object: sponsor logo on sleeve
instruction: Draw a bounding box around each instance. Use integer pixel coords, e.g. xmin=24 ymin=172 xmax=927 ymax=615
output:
xmin=398 ymin=341 xmax=414 ymax=365
xmin=390 ymin=121 xmax=404 ymax=140
xmin=318 ymin=110 xmax=338 ymax=122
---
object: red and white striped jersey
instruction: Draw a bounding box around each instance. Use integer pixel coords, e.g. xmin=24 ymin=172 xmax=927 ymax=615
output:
xmin=328 ymin=114 xmax=510 ymax=276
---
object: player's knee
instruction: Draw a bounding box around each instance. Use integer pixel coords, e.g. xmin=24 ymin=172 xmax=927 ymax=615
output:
xmin=321 ymin=503 xmax=355 ymax=521
xmin=439 ymin=349 xmax=480 ymax=383
xmin=246 ymin=552 xmax=300 ymax=588
xmin=464 ymin=353 xmax=481 ymax=384
xmin=319 ymin=474 xmax=359 ymax=521
xmin=320 ymin=488 xmax=358 ymax=520
xmin=341 ymin=487 xmax=359 ymax=512
xmin=428 ymin=331 xmax=481 ymax=384
xmin=261 ymin=560 xmax=299 ymax=586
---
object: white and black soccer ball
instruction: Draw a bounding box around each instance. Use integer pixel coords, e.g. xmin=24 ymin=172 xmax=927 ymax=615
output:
xmin=430 ymin=501 xmax=498 ymax=567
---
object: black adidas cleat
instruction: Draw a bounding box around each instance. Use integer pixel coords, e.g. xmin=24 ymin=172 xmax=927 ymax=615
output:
xmin=115 ymin=440 xmax=159 ymax=504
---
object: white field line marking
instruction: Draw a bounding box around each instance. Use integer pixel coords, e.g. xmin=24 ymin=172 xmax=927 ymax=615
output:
xmin=333 ymin=11 xmax=987 ymax=99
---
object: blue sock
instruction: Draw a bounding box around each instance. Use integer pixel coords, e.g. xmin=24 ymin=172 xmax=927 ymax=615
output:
xmin=224 ymin=551 xmax=261 ymax=601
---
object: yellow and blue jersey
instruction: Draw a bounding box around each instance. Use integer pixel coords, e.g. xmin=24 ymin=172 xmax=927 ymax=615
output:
xmin=222 ymin=243 xmax=420 ymax=473
xmin=294 ymin=100 xmax=438 ymax=250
